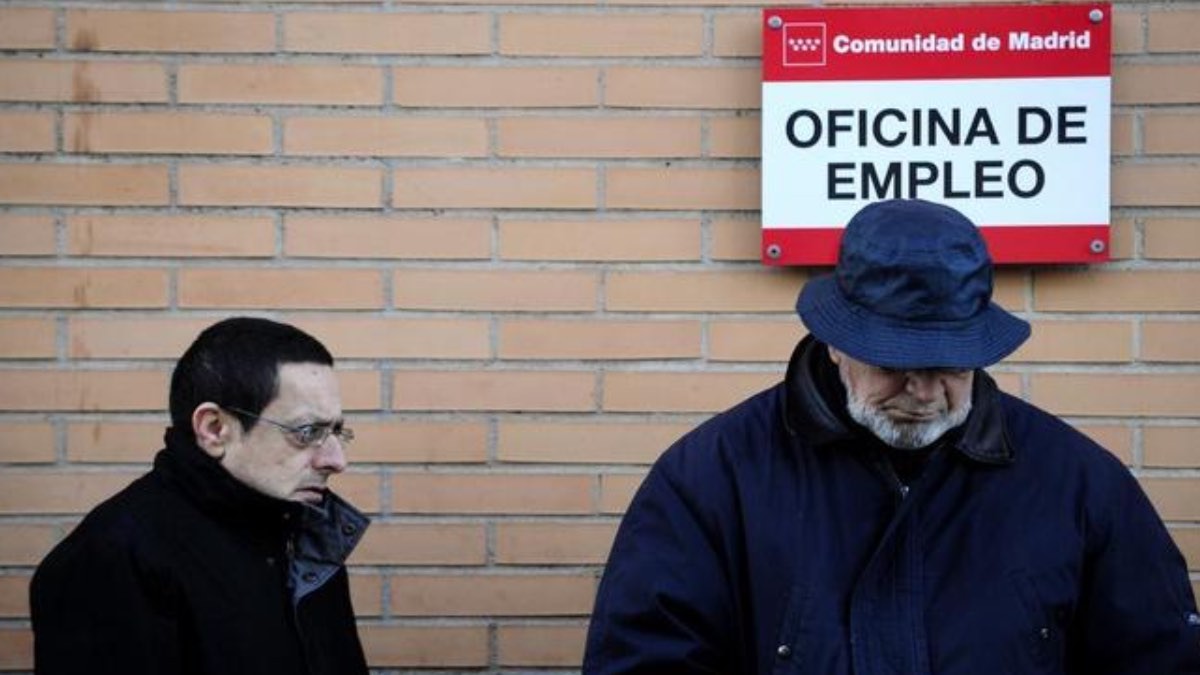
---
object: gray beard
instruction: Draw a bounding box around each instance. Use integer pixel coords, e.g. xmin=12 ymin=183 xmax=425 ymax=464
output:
xmin=845 ymin=391 xmax=972 ymax=450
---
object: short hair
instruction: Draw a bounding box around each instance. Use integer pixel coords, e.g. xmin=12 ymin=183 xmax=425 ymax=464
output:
xmin=169 ymin=317 xmax=333 ymax=438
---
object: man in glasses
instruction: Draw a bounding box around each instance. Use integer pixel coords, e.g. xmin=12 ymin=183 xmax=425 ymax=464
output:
xmin=31 ymin=317 xmax=369 ymax=675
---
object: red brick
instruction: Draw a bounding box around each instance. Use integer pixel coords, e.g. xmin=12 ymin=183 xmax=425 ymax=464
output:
xmin=600 ymin=473 xmax=646 ymax=514
xmin=179 ymin=268 xmax=383 ymax=310
xmin=388 ymin=473 xmax=594 ymax=515
xmin=0 ymin=370 xmax=168 ymax=412
xmin=358 ymin=626 xmax=488 ymax=668
xmin=0 ymin=628 xmax=32 ymax=670
xmin=498 ymin=218 xmax=700 ymax=261
xmin=1111 ymin=112 xmax=1134 ymax=157
xmin=0 ymin=164 xmax=168 ymax=206
xmin=499 ymin=319 xmax=701 ymax=360
xmin=0 ymin=8 xmax=55 ymax=49
xmin=712 ymin=216 xmax=764 ymax=261
xmin=605 ymin=67 xmax=759 ymax=108
xmin=1111 ymin=8 xmax=1144 ymax=55
xmin=393 ymin=67 xmax=599 ymax=107
xmin=1143 ymin=321 xmax=1200 ymax=362
xmin=0 ymin=470 xmax=142 ymax=514
xmin=67 ymin=421 xmax=162 ymax=463
xmin=393 ymin=167 xmax=595 ymax=209
xmin=1113 ymin=64 xmax=1200 ymax=105
xmin=1034 ymin=270 xmax=1200 ymax=312
xmin=179 ymin=165 xmax=382 ymax=208
xmin=1148 ymin=9 xmax=1200 ymax=53
xmin=393 ymin=269 xmax=597 ymax=311
xmin=0 ymin=575 xmax=31 ymax=617
xmin=1009 ymin=321 xmax=1132 ymax=363
xmin=1113 ymin=164 xmax=1200 ymax=207
xmin=710 ymin=116 xmax=761 ymax=158
xmin=344 ymin=421 xmax=488 ymax=464
xmin=497 ymin=117 xmax=701 ymax=158
xmin=0 ymin=267 xmax=167 ymax=308
xmin=604 ymin=371 xmax=778 ymax=413
xmin=713 ymin=13 xmax=759 ymax=57
xmin=709 ymin=319 xmax=805 ymax=362
xmin=498 ymin=420 xmax=691 ymax=464
xmin=392 ymin=371 xmax=595 ymax=412
xmin=495 ymin=521 xmax=618 ymax=564
xmin=501 ymin=15 xmax=702 ymax=56
xmin=285 ymin=12 xmax=489 ymax=54
xmin=67 ymin=317 xmax=208 ymax=360
xmin=0 ymin=421 xmax=55 ymax=463
xmin=0 ymin=524 xmax=59 ymax=565
xmin=284 ymin=116 xmax=487 ymax=158
xmin=349 ymin=523 xmax=486 ymax=565
xmin=0 ymin=60 xmax=167 ymax=103
xmin=66 ymin=112 xmax=272 ymax=155
xmin=390 ymin=573 xmax=594 ymax=616
xmin=179 ymin=64 xmax=382 ymax=105
xmin=607 ymin=167 xmax=759 ymax=210
xmin=607 ymin=270 xmax=802 ymax=312
xmin=0 ymin=112 xmax=54 ymax=152
xmin=0 ymin=214 xmax=56 ymax=255
xmin=68 ymin=10 xmax=274 ymax=52
xmin=1144 ymin=218 xmax=1200 ymax=260
xmin=1141 ymin=478 xmax=1200 ymax=520
xmin=0 ymin=317 xmax=56 ymax=359
xmin=1031 ymin=373 xmax=1200 ymax=417
xmin=498 ymin=624 xmax=589 ymax=666
xmin=348 ymin=574 xmax=383 ymax=616
xmin=333 ymin=371 xmax=383 ymax=412
xmin=289 ymin=316 xmax=490 ymax=360
xmin=1144 ymin=112 xmax=1200 ymax=155
xmin=1144 ymin=427 xmax=1200 ymax=469
xmin=68 ymin=214 xmax=275 ymax=257
xmin=285 ymin=215 xmax=490 ymax=259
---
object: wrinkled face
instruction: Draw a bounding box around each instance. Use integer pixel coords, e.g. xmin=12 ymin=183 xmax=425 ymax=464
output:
xmin=220 ymin=363 xmax=348 ymax=503
xmin=828 ymin=347 xmax=974 ymax=450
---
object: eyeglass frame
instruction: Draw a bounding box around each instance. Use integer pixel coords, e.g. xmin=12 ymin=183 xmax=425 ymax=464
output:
xmin=221 ymin=405 xmax=355 ymax=448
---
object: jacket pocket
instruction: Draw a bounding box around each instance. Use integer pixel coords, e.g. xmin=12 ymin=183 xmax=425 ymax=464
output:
xmin=770 ymin=583 xmax=810 ymax=675
xmin=1008 ymin=569 xmax=1066 ymax=671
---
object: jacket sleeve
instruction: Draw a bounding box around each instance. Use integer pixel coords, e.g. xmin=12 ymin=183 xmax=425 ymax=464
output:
xmin=31 ymin=530 xmax=182 ymax=675
xmin=583 ymin=455 xmax=742 ymax=674
xmin=1072 ymin=461 xmax=1200 ymax=673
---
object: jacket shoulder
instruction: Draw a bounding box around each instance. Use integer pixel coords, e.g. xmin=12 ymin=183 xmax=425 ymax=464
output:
xmin=34 ymin=472 xmax=178 ymax=585
xmin=998 ymin=391 xmax=1125 ymax=469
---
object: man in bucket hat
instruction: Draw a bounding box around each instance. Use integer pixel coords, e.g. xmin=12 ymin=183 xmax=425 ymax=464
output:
xmin=584 ymin=199 xmax=1200 ymax=674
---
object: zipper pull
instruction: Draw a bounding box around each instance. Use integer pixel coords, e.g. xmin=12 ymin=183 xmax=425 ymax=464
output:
xmin=898 ymin=484 xmax=910 ymax=499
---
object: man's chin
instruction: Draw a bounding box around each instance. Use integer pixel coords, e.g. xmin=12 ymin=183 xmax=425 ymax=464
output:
xmin=292 ymin=487 xmax=328 ymax=504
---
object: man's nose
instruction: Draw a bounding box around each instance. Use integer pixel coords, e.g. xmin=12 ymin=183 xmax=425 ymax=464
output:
xmin=313 ymin=435 xmax=348 ymax=474
xmin=904 ymin=370 xmax=944 ymax=403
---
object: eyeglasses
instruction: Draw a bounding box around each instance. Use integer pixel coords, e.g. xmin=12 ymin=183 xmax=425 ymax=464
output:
xmin=223 ymin=406 xmax=355 ymax=448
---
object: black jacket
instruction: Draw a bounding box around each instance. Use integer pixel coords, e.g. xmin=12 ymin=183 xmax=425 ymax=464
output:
xmin=584 ymin=336 xmax=1200 ymax=674
xmin=30 ymin=428 xmax=370 ymax=675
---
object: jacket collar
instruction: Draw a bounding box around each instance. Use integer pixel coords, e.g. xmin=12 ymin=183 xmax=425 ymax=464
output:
xmin=154 ymin=427 xmax=370 ymax=560
xmin=782 ymin=335 xmax=1014 ymax=465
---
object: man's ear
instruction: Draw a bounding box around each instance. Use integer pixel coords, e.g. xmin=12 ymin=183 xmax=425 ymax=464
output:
xmin=192 ymin=403 xmax=230 ymax=459
xmin=827 ymin=345 xmax=844 ymax=366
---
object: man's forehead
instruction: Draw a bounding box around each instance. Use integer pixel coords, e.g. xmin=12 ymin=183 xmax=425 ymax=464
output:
xmin=269 ymin=362 xmax=341 ymax=414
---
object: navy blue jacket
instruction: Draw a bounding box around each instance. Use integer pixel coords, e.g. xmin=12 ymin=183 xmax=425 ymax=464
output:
xmin=584 ymin=337 xmax=1200 ymax=674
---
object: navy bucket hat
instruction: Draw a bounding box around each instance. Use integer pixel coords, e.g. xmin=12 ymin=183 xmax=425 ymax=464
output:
xmin=796 ymin=199 xmax=1030 ymax=370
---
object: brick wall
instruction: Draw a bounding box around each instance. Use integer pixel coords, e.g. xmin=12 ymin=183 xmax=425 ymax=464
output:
xmin=0 ymin=0 xmax=1198 ymax=671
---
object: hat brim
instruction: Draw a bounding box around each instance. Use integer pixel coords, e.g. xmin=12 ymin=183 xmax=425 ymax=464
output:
xmin=797 ymin=275 xmax=1030 ymax=370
